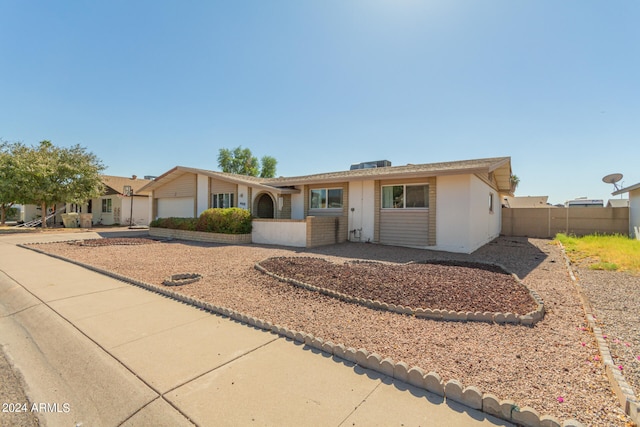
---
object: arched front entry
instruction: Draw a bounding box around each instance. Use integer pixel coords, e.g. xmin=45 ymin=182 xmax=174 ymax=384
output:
xmin=256 ymin=193 xmax=275 ymax=218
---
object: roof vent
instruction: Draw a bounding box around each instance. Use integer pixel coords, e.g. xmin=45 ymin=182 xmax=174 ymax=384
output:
xmin=350 ymin=160 xmax=392 ymax=170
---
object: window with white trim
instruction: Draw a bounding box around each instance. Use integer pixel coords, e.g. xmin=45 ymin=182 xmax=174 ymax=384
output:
xmin=489 ymin=192 xmax=494 ymax=213
xmin=212 ymin=193 xmax=234 ymax=208
xmin=310 ymin=188 xmax=343 ymax=209
xmin=382 ymin=184 xmax=429 ymax=209
xmin=101 ymin=198 xmax=112 ymax=213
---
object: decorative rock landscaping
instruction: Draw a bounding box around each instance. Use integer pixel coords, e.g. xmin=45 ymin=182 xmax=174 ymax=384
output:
xmin=255 ymin=256 xmax=545 ymax=325
xmin=25 ymin=236 xmax=632 ymax=426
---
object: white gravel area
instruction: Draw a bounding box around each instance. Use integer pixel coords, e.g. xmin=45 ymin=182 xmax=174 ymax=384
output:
xmin=31 ymin=236 xmax=634 ymax=426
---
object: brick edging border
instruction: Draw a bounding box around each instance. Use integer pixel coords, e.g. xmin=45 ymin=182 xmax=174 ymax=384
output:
xmin=557 ymin=242 xmax=640 ymax=424
xmin=18 ymin=242 xmax=584 ymax=427
xmin=255 ymin=257 xmax=545 ymax=326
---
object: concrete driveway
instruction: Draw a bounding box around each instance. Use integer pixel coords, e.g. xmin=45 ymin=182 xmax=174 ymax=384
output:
xmin=0 ymin=230 xmax=512 ymax=427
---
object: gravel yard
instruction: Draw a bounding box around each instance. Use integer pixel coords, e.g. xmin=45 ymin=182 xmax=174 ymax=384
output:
xmin=575 ymin=268 xmax=640 ymax=404
xmin=31 ymin=236 xmax=636 ymax=426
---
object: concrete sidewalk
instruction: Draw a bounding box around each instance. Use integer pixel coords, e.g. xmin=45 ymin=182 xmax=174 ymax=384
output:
xmin=0 ymin=232 xmax=512 ymax=427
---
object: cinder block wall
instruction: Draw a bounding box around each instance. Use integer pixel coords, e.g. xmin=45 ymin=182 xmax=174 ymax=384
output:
xmin=501 ymin=207 xmax=629 ymax=238
xmin=306 ymin=216 xmax=348 ymax=247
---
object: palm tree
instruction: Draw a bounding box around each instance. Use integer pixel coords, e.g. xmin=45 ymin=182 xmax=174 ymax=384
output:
xmin=510 ymin=175 xmax=520 ymax=193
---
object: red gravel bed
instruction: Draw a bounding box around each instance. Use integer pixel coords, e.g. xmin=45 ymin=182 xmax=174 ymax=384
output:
xmin=258 ymin=257 xmax=537 ymax=314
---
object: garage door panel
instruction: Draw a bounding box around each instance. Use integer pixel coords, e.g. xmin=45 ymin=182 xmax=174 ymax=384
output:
xmin=157 ymin=198 xmax=194 ymax=218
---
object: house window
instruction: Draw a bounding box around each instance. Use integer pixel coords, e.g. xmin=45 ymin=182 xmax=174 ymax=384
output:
xmin=101 ymin=198 xmax=112 ymax=213
xmin=212 ymin=193 xmax=234 ymax=209
xmin=310 ymin=188 xmax=343 ymax=209
xmin=489 ymin=192 xmax=494 ymax=213
xmin=382 ymin=184 xmax=428 ymax=209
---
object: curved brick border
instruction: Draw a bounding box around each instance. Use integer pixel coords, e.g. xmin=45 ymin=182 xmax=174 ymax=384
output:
xmin=18 ymin=242 xmax=584 ymax=427
xmin=255 ymin=257 xmax=545 ymax=326
xmin=557 ymin=242 xmax=639 ymax=424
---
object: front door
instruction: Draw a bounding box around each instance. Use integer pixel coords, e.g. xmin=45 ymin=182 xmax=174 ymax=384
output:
xmin=257 ymin=194 xmax=275 ymax=218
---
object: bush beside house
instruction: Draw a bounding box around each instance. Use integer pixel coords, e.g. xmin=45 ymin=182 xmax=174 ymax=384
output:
xmin=149 ymin=208 xmax=252 ymax=244
xmin=149 ymin=217 xmax=198 ymax=231
xmin=196 ymin=208 xmax=252 ymax=234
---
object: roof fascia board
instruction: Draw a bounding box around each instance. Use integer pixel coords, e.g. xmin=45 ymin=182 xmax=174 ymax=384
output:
xmin=487 ymin=157 xmax=511 ymax=172
xmin=139 ymin=166 xmax=300 ymax=195
xmin=612 ymin=182 xmax=640 ymax=195
xmin=272 ymin=167 xmax=497 ymax=186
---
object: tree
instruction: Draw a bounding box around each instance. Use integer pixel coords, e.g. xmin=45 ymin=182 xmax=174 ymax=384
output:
xmin=0 ymin=141 xmax=29 ymax=225
xmin=20 ymin=141 xmax=106 ymax=228
xmin=510 ymin=174 xmax=520 ymax=193
xmin=259 ymin=155 xmax=277 ymax=178
xmin=217 ymin=146 xmax=277 ymax=178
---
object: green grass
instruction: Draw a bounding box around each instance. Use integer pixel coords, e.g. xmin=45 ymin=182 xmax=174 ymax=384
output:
xmin=555 ymin=233 xmax=640 ymax=274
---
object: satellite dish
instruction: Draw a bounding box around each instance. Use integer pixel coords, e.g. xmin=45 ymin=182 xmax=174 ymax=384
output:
xmin=602 ymin=173 xmax=623 ymax=191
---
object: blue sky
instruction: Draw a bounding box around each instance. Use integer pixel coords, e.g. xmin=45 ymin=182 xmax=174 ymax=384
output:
xmin=1 ymin=1 xmax=638 ymax=205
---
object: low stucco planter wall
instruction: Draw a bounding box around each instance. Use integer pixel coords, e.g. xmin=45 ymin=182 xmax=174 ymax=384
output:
xmin=149 ymin=227 xmax=252 ymax=244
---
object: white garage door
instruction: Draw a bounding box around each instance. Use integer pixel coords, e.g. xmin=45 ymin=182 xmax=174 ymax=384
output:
xmin=157 ymin=197 xmax=194 ymax=218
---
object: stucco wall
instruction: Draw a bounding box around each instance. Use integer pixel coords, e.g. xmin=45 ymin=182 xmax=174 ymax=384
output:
xmin=435 ymin=175 xmax=471 ymax=253
xmin=435 ymin=174 xmax=500 ymax=253
xmin=252 ymin=219 xmax=306 ymax=247
xmin=94 ymin=196 xmax=121 ymax=225
xmin=468 ymin=174 xmax=501 ymax=251
xmin=197 ymin=174 xmax=209 ymax=216
xmin=291 ymin=192 xmax=304 ymax=219
xmin=237 ymin=185 xmax=249 ymax=210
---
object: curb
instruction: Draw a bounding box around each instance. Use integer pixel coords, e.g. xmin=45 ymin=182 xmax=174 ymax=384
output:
xmin=255 ymin=256 xmax=545 ymax=326
xmin=18 ymin=242 xmax=585 ymax=427
xmin=557 ymin=242 xmax=639 ymax=424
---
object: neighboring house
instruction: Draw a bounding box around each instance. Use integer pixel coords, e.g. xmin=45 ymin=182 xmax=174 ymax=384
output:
xmin=502 ymin=195 xmax=549 ymax=208
xmin=141 ymin=156 xmax=514 ymax=253
xmin=606 ymin=199 xmax=630 ymax=208
xmin=565 ymin=198 xmax=604 ymax=208
xmin=90 ymin=175 xmax=152 ymax=226
xmin=20 ymin=175 xmax=152 ymax=226
xmin=612 ymin=183 xmax=640 ymax=238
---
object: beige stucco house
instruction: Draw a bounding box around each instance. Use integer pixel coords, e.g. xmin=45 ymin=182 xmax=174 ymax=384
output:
xmin=20 ymin=175 xmax=152 ymax=227
xmin=612 ymin=182 xmax=640 ymax=238
xmin=141 ymin=156 xmax=514 ymax=253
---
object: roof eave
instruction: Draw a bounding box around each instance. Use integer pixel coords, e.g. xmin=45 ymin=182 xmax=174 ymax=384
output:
xmin=612 ymin=182 xmax=640 ymax=195
xmin=138 ymin=166 xmax=301 ymax=195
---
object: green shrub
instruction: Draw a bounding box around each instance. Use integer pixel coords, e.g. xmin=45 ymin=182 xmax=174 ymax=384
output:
xmin=196 ymin=208 xmax=252 ymax=234
xmin=6 ymin=207 xmax=19 ymax=221
xmin=149 ymin=217 xmax=197 ymax=231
